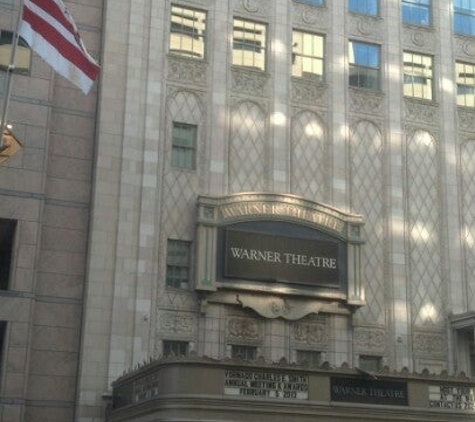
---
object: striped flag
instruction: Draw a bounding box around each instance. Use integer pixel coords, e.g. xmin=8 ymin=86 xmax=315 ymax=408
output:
xmin=18 ymin=0 xmax=100 ymax=94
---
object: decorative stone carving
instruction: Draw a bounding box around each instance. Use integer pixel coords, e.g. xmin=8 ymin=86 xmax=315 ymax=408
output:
xmin=403 ymin=28 xmax=435 ymax=51
xmin=293 ymin=3 xmax=327 ymax=29
xmin=354 ymin=327 xmax=386 ymax=352
xmin=237 ymin=295 xmax=323 ymax=320
xmin=349 ymin=89 xmax=384 ymax=115
xmin=231 ymin=68 xmax=269 ymax=97
xmin=405 ymin=99 xmax=439 ymax=126
xmin=291 ymin=78 xmax=327 ymax=106
xmin=235 ymin=0 xmax=270 ymax=17
xmin=227 ymin=317 xmax=260 ymax=341
xmin=458 ymin=108 xmax=475 ymax=133
xmin=413 ymin=332 xmax=446 ymax=357
xmin=348 ymin=15 xmax=382 ymax=39
xmin=167 ymin=56 xmax=207 ymax=86
xmin=293 ymin=321 xmax=327 ymax=345
xmin=160 ymin=312 xmax=196 ymax=334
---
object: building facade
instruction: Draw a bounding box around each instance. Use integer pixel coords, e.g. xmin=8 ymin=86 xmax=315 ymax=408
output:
xmin=2 ymin=0 xmax=475 ymax=421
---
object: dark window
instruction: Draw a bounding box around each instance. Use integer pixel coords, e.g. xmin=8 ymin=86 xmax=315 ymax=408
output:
xmin=359 ymin=355 xmax=382 ymax=372
xmin=163 ymin=340 xmax=188 ymax=357
xmin=231 ymin=345 xmax=257 ymax=360
xmin=349 ymin=41 xmax=380 ymax=90
xmin=402 ymin=0 xmax=430 ymax=26
xmin=166 ymin=239 xmax=191 ymax=289
xmin=0 ymin=30 xmax=31 ymax=74
xmin=0 ymin=219 xmax=16 ymax=290
xmin=171 ymin=122 xmax=197 ymax=169
xmin=349 ymin=0 xmax=378 ymax=15
xmin=297 ymin=350 xmax=321 ymax=367
xmin=454 ymin=0 xmax=475 ymax=36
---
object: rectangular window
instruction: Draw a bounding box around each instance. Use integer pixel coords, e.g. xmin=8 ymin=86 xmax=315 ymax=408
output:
xmin=166 ymin=239 xmax=191 ymax=289
xmin=296 ymin=350 xmax=321 ymax=368
xmin=169 ymin=5 xmax=206 ymax=59
xmin=0 ymin=218 xmax=16 ymax=290
xmin=163 ymin=340 xmax=188 ymax=357
xmin=349 ymin=41 xmax=380 ymax=90
xmin=403 ymin=51 xmax=433 ymax=100
xmin=349 ymin=0 xmax=378 ymax=15
xmin=172 ymin=122 xmax=197 ymax=169
xmin=454 ymin=0 xmax=475 ymax=36
xmin=232 ymin=18 xmax=266 ymax=71
xmin=402 ymin=0 xmax=430 ymax=26
xmin=231 ymin=345 xmax=257 ymax=360
xmin=292 ymin=30 xmax=324 ymax=80
xmin=456 ymin=62 xmax=475 ymax=107
xmin=0 ymin=30 xmax=31 ymax=74
xmin=359 ymin=355 xmax=381 ymax=372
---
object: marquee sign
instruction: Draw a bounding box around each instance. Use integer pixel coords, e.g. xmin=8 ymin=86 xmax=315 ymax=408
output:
xmin=224 ymin=229 xmax=341 ymax=288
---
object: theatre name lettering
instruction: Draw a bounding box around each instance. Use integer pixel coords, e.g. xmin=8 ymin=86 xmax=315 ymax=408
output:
xmin=224 ymin=229 xmax=342 ymax=287
xmin=224 ymin=370 xmax=308 ymax=399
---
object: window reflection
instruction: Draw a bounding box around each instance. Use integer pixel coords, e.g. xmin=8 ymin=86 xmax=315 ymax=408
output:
xmin=233 ymin=18 xmax=267 ymax=70
xmin=403 ymin=52 xmax=433 ymax=100
xmin=402 ymin=0 xmax=430 ymax=26
xmin=292 ymin=30 xmax=324 ymax=80
xmin=456 ymin=62 xmax=475 ymax=107
xmin=349 ymin=0 xmax=378 ymax=16
xmin=349 ymin=41 xmax=380 ymax=90
xmin=454 ymin=0 xmax=475 ymax=36
xmin=169 ymin=6 xmax=206 ymax=59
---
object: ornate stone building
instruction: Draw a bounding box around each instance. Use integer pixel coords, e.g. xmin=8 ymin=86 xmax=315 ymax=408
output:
xmin=2 ymin=0 xmax=475 ymax=421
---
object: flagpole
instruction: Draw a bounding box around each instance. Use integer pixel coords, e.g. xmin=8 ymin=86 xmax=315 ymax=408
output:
xmin=0 ymin=0 xmax=24 ymax=151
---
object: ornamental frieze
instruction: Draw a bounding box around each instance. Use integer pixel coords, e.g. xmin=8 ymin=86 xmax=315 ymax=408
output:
xmin=349 ymin=89 xmax=385 ymax=115
xmin=234 ymin=0 xmax=271 ymax=18
xmin=291 ymin=78 xmax=327 ymax=106
xmin=402 ymin=27 xmax=436 ymax=51
xmin=292 ymin=320 xmax=327 ymax=346
xmin=159 ymin=312 xmax=196 ymax=335
xmin=458 ymin=108 xmax=475 ymax=133
xmin=227 ymin=316 xmax=261 ymax=341
xmin=231 ymin=68 xmax=270 ymax=97
xmin=354 ymin=327 xmax=386 ymax=353
xmin=405 ymin=99 xmax=439 ymax=126
xmin=413 ymin=331 xmax=446 ymax=357
xmin=167 ymin=56 xmax=207 ymax=86
xmin=292 ymin=2 xmax=327 ymax=29
xmin=348 ymin=15 xmax=382 ymax=39
xmin=454 ymin=36 xmax=475 ymax=58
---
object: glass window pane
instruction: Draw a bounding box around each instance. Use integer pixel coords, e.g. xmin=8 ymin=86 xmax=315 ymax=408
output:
xmin=403 ymin=52 xmax=433 ymax=100
xmin=170 ymin=6 xmax=206 ymax=58
xmin=349 ymin=41 xmax=380 ymax=90
xmin=166 ymin=239 xmax=191 ymax=288
xmin=233 ymin=18 xmax=266 ymax=70
xmin=349 ymin=0 xmax=378 ymax=15
xmin=292 ymin=30 xmax=324 ymax=79
xmin=172 ymin=122 xmax=196 ymax=170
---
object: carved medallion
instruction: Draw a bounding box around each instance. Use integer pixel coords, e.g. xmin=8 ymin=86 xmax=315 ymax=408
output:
xmin=160 ymin=312 xmax=196 ymax=334
xmin=228 ymin=316 xmax=260 ymax=340
xmin=293 ymin=321 xmax=327 ymax=345
xmin=354 ymin=327 xmax=386 ymax=352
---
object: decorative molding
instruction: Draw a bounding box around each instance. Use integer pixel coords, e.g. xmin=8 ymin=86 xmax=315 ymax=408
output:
xmin=167 ymin=56 xmax=207 ymax=86
xmin=402 ymin=27 xmax=436 ymax=51
xmin=354 ymin=327 xmax=386 ymax=353
xmin=413 ymin=331 xmax=446 ymax=358
xmin=454 ymin=36 xmax=475 ymax=58
xmin=227 ymin=316 xmax=261 ymax=341
xmin=405 ymin=99 xmax=439 ymax=126
xmin=458 ymin=108 xmax=475 ymax=134
xmin=291 ymin=78 xmax=327 ymax=106
xmin=234 ymin=0 xmax=271 ymax=18
xmin=349 ymin=89 xmax=385 ymax=115
xmin=292 ymin=3 xmax=328 ymax=29
xmin=292 ymin=320 xmax=327 ymax=346
xmin=231 ymin=68 xmax=270 ymax=97
xmin=348 ymin=15 xmax=382 ymax=39
xmin=160 ymin=312 xmax=196 ymax=335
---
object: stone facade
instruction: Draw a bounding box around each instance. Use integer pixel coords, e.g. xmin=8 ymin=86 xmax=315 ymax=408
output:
xmin=1 ymin=1 xmax=475 ymax=422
